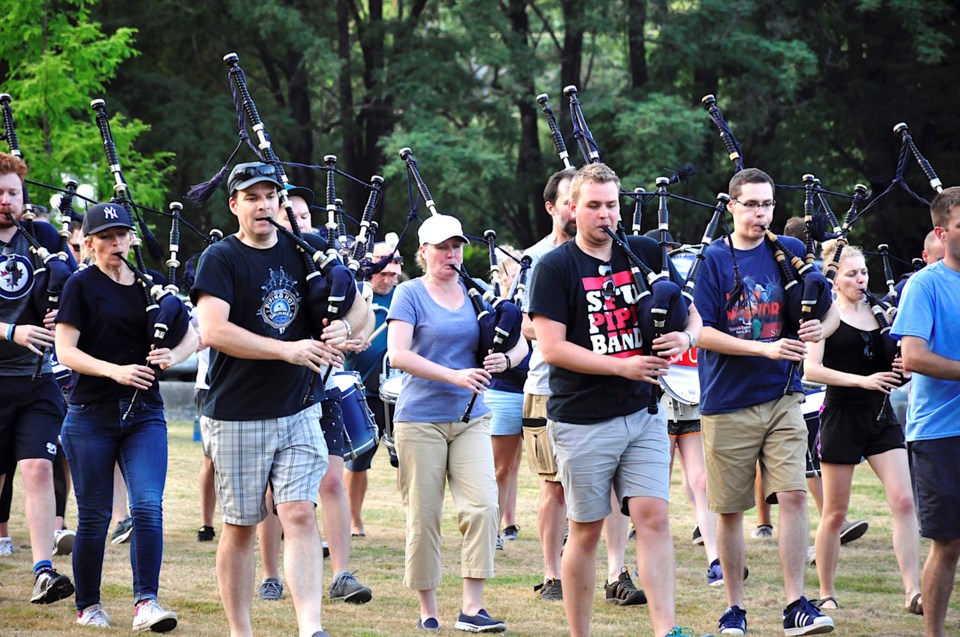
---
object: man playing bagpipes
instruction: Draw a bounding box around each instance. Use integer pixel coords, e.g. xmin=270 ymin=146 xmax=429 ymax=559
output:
xmin=694 ymin=168 xmax=838 ymax=636
xmin=0 ymin=151 xmax=76 ymax=605
xmin=191 ymin=162 xmax=369 ymax=637
xmin=528 ymin=162 xmax=703 ymax=637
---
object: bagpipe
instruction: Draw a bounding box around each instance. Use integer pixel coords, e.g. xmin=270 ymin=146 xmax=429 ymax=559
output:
xmin=398 ymin=146 xmax=523 ymax=422
xmin=538 ymin=86 xmax=694 ymax=412
xmin=114 ymin=251 xmax=191 ymax=420
xmin=1 ymin=93 xmax=77 ymax=379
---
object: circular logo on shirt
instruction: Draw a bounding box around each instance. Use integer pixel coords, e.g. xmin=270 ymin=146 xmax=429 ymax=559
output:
xmin=0 ymin=254 xmax=34 ymax=300
xmin=259 ymin=266 xmax=301 ymax=333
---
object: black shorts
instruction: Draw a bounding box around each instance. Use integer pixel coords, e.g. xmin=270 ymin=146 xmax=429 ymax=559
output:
xmin=818 ymin=403 xmax=904 ymax=465
xmin=910 ymin=436 xmax=960 ymax=540
xmin=0 ymin=374 xmax=64 ymax=464
xmin=667 ymin=419 xmax=701 ymax=438
xmin=320 ymin=393 xmax=346 ymax=458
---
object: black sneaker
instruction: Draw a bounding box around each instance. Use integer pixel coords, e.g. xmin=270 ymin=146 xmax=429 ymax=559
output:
xmin=502 ymin=525 xmax=519 ymax=542
xmin=838 ymin=519 xmax=868 ymax=545
xmin=31 ymin=569 xmax=75 ymax=604
xmin=692 ymin=525 xmax=703 ymax=546
xmin=783 ymin=596 xmax=834 ymax=636
xmin=111 ymin=517 xmax=133 ymax=545
xmin=604 ymin=567 xmax=647 ymax=606
xmin=196 ymin=525 xmax=215 ymax=542
xmin=533 ymin=578 xmax=562 ymax=601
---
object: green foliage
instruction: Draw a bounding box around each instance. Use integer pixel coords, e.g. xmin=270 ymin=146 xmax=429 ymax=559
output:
xmin=0 ymin=0 xmax=172 ymax=221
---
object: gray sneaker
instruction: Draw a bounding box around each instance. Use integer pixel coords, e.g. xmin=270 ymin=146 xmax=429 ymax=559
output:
xmin=111 ymin=517 xmax=133 ymax=545
xmin=329 ymin=571 xmax=373 ymax=604
xmin=0 ymin=536 xmax=13 ymax=556
xmin=257 ymin=577 xmax=283 ymax=601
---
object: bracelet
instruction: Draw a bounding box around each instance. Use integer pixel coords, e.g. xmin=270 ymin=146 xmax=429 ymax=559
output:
xmin=504 ymin=354 xmax=512 ymax=370
xmin=5 ymin=323 xmax=15 ymax=342
xmin=342 ymin=318 xmax=353 ymax=337
xmin=682 ymin=330 xmax=695 ymax=350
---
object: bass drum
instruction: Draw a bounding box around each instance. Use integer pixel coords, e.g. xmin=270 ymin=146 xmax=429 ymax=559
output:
xmin=332 ymin=371 xmax=379 ymax=461
xmin=801 ymin=381 xmax=826 ymax=478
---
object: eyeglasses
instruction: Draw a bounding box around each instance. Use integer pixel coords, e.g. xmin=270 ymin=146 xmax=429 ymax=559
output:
xmin=733 ymin=199 xmax=777 ymax=210
xmin=598 ymin=263 xmax=615 ymax=299
xmin=859 ymin=331 xmax=875 ymax=360
xmin=391 ymin=255 xmax=404 ymax=265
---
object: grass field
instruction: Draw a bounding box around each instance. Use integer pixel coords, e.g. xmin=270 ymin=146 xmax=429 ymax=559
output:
xmin=1 ymin=418 xmax=956 ymax=636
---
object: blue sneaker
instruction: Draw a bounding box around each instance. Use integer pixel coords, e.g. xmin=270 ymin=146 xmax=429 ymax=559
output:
xmin=707 ymin=559 xmax=750 ymax=587
xmin=416 ymin=617 xmax=440 ymax=631
xmin=455 ymin=609 xmax=506 ymax=633
xmin=782 ymin=596 xmax=834 ymax=636
xmin=718 ymin=605 xmax=747 ymax=635
xmin=664 ymin=628 xmax=716 ymax=636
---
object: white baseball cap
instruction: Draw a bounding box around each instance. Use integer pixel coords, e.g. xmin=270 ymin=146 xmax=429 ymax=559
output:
xmin=418 ymin=214 xmax=469 ymax=246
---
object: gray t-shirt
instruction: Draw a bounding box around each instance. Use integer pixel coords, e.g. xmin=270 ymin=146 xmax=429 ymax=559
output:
xmin=387 ymin=278 xmax=490 ymax=422
xmin=521 ymin=235 xmax=565 ymax=396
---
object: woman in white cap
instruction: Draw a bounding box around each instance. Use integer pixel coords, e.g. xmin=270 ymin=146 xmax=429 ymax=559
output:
xmin=387 ymin=214 xmax=526 ymax=633
xmin=55 ymin=203 xmax=196 ymax=631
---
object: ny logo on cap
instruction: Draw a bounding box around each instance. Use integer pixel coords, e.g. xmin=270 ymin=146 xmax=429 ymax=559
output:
xmin=103 ymin=206 xmax=119 ymax=220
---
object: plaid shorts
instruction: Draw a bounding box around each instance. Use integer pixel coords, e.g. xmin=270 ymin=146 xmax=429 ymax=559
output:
xmin=201 ymin=402 xmax=327 ymax=525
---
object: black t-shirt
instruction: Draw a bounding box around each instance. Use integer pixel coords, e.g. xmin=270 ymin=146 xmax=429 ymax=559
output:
xmin=191 ymin=233 xmax=329 ymax=420
xmin=57 ymin=266 xmax=170 ymax=405
xmin=528 ymin=235 xmax=682 ymax=424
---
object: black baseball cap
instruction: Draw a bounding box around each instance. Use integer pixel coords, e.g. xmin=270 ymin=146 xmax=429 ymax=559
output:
xmin=82 ymin=203 xmax=135 ymax=236
xmin=285 ymin=184 xmax=316 ymax=206
xmin=227 ymin=162 xmax=283 ymax=195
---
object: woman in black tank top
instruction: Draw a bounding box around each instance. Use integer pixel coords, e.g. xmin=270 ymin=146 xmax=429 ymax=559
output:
xmin=804 ymin=243 xmax=921 ymax=613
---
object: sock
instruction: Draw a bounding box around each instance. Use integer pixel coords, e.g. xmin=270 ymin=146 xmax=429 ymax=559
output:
xmin=33 ymin=560 xmax=53 ymax=578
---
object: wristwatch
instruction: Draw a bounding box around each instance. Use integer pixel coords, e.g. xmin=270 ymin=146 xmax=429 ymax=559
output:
xmin=683 ymin=330 xmax=697 ymax=349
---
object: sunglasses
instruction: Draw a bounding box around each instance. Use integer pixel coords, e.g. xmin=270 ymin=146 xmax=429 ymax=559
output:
xmin=391 ymin=255 xmax=404 ymax=265
xmin=859 ymin=331 xmax=875 ymax=360
xmin=234 ymin=164 xmax=277 ymax=180
xmin=598 ymin=263 xmax=615 ymax=299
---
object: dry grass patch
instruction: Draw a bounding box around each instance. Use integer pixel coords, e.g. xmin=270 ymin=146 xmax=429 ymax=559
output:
xmin=2 ymin=419 xmax=957 ymax=635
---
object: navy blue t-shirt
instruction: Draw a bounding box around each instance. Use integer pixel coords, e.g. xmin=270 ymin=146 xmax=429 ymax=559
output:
xmin=57 ymin=266 xmax=170 ymax=405
xmin=191 ymin=232 xmax=328 ymax=420
xmin=528 ymin=235 xmax=681 ymax=424
xmin=693 ymin=235 xmax=805 ymax=414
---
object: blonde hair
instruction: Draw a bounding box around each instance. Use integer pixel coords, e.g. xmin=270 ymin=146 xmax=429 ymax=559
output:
xmin=821 ymin=240 xmax=864 ymax=273
xmin=495 ymin=244 xmax=520 ymax=280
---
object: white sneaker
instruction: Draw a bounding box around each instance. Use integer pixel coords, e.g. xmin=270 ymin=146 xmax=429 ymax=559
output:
xmin=132 ymin=599 xmax=178 ymax=632
xmin=77 ymin=603 xmax=112 ymax=627
xmin=0 ymin=536 xmax=13 ymax=556
xmin=53 ymin=529 xmax=76 ymax=556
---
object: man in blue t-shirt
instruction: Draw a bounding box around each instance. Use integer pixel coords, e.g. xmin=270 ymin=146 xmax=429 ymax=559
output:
xmin=193 ymin=162 xmax=368 ymax=637
xmin=529 ymin=162 xmax=702 ymax=637
xmin=891 ymin=187 xmax=960 ymax=637
xmin=693 ymin=168 xmax=837 ymax=636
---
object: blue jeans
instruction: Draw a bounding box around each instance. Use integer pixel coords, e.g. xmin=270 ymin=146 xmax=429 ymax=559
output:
xmin=61 ymin=399 xmax=168 ymax=610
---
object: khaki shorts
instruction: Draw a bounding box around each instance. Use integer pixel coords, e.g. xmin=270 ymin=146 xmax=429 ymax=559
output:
xmin=701 ymin=394 xmax=807 ymax=514
xmin=522 ymin=393 xmax=560 ymax=482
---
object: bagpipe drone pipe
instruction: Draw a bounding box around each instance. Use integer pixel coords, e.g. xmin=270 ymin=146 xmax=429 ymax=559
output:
xmin=1 ymin=93 xmax=78 ymax=379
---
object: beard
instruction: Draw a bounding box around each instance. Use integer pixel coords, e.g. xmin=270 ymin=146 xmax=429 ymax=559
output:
xmin=561 ymin=220 xmax=576 ymax=238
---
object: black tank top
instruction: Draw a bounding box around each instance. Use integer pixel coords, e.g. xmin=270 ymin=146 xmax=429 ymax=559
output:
xmin=822 ymin=320 xmax=889 ymax=408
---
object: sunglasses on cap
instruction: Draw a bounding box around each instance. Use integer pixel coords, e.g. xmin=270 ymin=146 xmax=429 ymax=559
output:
xmin=234 ymin=164 xmax=278 ymax=179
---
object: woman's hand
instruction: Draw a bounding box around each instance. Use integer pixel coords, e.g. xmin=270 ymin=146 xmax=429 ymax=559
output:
xmin=482 ymin=351 xmax=511 ymax=375
xmin=860 ymin=371 xmax=902 ymax=394
xmin=451 ymin=367 xmax=491 ymax=395
xmin=146 ymin=347 xmax=177 ymax=371
xmin=110 ymin=364 xmax=155 ymax=390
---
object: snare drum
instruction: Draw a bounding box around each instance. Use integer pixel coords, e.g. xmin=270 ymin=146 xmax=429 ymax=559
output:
xmin=332 ymin=371 xmax=379 ymax=461
xmin=660 ymin=364 xmax=701 ymax=422
xmin=801 ymin=382 xmax=826 ymax=478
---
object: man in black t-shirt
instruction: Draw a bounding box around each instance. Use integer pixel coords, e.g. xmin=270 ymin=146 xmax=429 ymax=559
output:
xmin=193 ymin=162 xmax=368 ymax=637
xmin=0 ymin=152 xmax=75 ymax=605
xmin=528 ymin=162 xmax=702 ymax=637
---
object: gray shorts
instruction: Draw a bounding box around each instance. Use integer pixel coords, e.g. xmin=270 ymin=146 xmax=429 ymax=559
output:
xmin=548 ymin=408 xmax=670 ymax=523
xmin=201 ymin=402 xmax=328 ymax=526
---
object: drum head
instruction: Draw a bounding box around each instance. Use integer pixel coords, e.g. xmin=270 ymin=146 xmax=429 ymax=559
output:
xmin=659 ymin=364 xmax=700 ymax=406
xmin=379 ymin=373 xmax=405 ymax=404
xmin=332 ymin=371 xmax=361 ymax=397
xmin=801 ymin=384 xmax=826 ymax=416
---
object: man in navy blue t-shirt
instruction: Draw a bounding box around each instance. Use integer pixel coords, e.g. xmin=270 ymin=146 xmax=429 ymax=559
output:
xmin=694 ymin=168 xmax=838 ymax=636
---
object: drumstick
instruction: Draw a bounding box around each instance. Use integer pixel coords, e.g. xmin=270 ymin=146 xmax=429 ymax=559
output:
xmin=366 ymin=321 xmax=388 ymax=344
